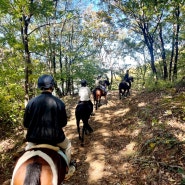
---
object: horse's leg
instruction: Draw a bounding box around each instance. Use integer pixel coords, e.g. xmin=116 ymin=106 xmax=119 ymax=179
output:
xmin=128 ymin=87 xmax=131 ymax=96
xmin=85 ymin=118 xmax=93 ymax=133
xmin=93 ymin=94 xmax=96 ymax=107
xmin=127 ymin=89 xmax=130 ymax=96
xmin=98 ymin=95 xmax=101 ymax=107
xmin=126 ymin=87 xmax=130 ymax=97
xmin=95 ymin=100 xmax=98 ymax=110
xmin=81 ymin=123 xmax=86 ymax=147
xmin=104 ymin=95 xmax=107 ymax=104
xmin=76 ymin=118 xmax=82 ymax=141
xmin=122 ymin=89 xmax=125 ymax=97
xmin=119 ymin=89 xmax=121 ymax=100
xmin=95 ymin=96 xmax=98 ymax=110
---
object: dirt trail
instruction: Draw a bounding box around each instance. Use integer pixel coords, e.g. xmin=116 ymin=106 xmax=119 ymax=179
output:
xmin=63 ymin=90 xmax=136 ymax=185
xmin=1 ymin=89 xmax=185 ymax=185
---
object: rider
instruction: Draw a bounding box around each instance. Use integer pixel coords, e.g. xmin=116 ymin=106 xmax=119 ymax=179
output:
xmin=78 ymin=79 xmax=94 ymax=115
xmin=123 ymin=70 xmax=129 ymax=81
xmin=95 ymin=74 xmax=107 ymax=94
xmin=23 ymin=74 xmax=76 ymax=180
xmin=123 ymin=70 xmax=131 ymax=87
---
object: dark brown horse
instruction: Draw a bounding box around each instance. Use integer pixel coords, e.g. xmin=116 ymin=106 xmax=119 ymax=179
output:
xmin=119 ymin=76 xmax=134 ymax=99
xmin=75 ymin=102 xmax=93 ymax=146
xmin=93 ymin=80 xmax=110 ymax=110
xmin=11 ymin=145 xmax=68 ymax=185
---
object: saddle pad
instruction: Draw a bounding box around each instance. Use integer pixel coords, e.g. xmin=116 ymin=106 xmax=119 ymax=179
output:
xmin=28 ymin=144 xmax=60 ymax=152
xmin=27 ymin=144 xmax=69 ymax=166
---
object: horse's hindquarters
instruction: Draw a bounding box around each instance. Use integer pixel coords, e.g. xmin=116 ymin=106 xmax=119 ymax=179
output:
xmin=13 ymin=158 xmax=53 ymax=185
xmin=12 ymin=148 xmax=67 ymax=185
xmin=75 ymin=103 xmax=92 ymax=119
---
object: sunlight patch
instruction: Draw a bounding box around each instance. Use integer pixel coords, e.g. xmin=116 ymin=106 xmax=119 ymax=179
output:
xmin=138 ymin=102 xmax=147 ymax=107
xmin=0 ymin=139 xmax=15 ymax=152
xmin=119 ymin=142 xmax=137 ymax=157
xmin=98 ymin=128 xmax=111 ymax=137
xmin=88 ymin=160 xmax=105 ymax=182
xmin=87 ymin=142 xmax=106 ymax=182
xmin=131 ymin=128 xmax=141 ymax=137
xmin=167 ymin=119 xmax=185 ymax=141
xmin=114 ymin=108 xmax=130 ymax=116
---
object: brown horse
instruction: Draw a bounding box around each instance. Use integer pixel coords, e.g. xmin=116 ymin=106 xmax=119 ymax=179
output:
xmin=11 ymin=145 xmax=68 ymax=185
xmin=93 ymin=80 xmax=110 ymax=110
xmin=93 ymin=88 xmax=104 ymax=110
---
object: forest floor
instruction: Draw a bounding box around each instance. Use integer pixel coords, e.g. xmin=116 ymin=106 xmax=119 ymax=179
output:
xmin=0 ymin=88 xmax=185 ymax=185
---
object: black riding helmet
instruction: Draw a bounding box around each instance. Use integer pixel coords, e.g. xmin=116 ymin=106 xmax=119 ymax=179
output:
xmin=38 ymin=74 xmax=55 ymax=90
xmin=81 ymin=79 xmax=87 ymax=87
xmin=97 ymin=74 xmax=102 ymax=79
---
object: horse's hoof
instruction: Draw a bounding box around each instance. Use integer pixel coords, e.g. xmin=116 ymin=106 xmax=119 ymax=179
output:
xmin=81 ymin=143 xmax=84 ymax=147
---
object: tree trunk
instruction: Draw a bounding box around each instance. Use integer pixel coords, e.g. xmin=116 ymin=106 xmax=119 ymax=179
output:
xmin=173 ymin=5 xmax=180 ymax=81
xmin=21 ymin=14 xmax=33 ymax=105
xmin=169 ymin=25 xmax=175 ymax=82
xmin=159 ymin=25 xmax=168 ymax=80
xmin=141 ymin=25 xmax=157 ymax=80
xmin=148 ymin=44 xmax=157 ymax=80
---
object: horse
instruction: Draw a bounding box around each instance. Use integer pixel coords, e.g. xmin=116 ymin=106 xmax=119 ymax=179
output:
xmin=75 ymin=101 xmax=93 ymax=146
xmin=93 ymin=80 xmax=110 ymax=110
xmin=119 ymin=76 xmax=134 ymax=99
xmin=11 ymin=145 xmax=69 ymax=185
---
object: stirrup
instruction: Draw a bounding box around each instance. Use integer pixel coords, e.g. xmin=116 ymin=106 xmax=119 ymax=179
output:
xmin=64 ymin=165 xmax=76 ymax=180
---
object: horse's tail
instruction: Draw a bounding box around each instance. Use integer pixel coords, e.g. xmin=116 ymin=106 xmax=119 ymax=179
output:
xmin=23 ymin=162 xmax=41 ymax=185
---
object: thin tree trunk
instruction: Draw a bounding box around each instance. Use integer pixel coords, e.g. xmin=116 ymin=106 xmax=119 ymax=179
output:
xmin=169 ymin=25 xmax=175 ymax=82
xmin=159 ymin=25 xmax=168 ymax=80
xmin=21 ymin=14 xmax=33 ymax=105
xmin=173 ymin=5 xmax=180 ymax=81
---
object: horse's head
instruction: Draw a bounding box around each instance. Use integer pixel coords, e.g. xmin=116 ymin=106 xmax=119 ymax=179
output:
xmin=103 ymin=80 xmax=110 ymax=86
xmin=129 ymin=76 xmax=134 ymax=82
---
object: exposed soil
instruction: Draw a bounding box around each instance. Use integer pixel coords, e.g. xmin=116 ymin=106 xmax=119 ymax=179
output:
xmin=1 ymin=89 xmax=185 ymax=185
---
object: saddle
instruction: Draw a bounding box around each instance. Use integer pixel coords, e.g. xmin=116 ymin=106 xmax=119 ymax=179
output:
xmin=122 ymin=80 xmax=130 ymax=87
xmin=27 ymin=144 xmax=69 ymax=166
xmin=78 ymin=100 xmax=89 ymax=104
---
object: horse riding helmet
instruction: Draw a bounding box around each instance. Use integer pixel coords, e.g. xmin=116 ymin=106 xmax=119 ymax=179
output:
xmin=38 ymin=74 xmax=55 ymax=89
xmin=81 ymin=79 xmax=87 ymax=86
xmin=97 ymin=74 xmax=102 ymax=79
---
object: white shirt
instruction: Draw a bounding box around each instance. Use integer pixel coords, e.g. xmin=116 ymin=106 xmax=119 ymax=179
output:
xmin=79 ymin=86 xmax=91 ymax=101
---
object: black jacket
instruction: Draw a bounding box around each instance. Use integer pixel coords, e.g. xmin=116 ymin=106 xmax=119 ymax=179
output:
xmin=23 ymin=91 xmax=67 ymax=145
xmin=124 ymin=73 xmax=129 ymax=82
